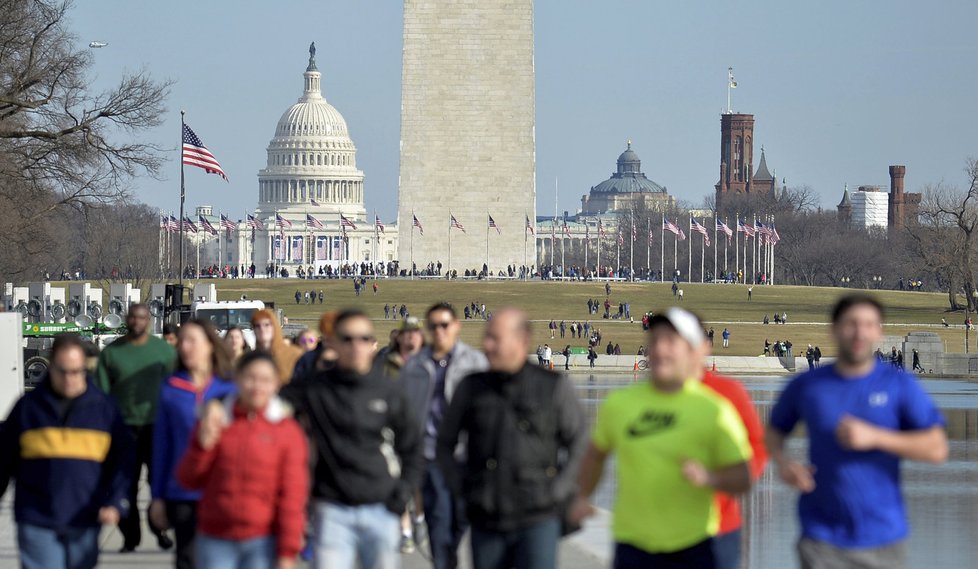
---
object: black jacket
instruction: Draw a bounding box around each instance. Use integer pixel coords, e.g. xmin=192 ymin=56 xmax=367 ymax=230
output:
xmin=280 ymin=367 xmax=422 ymax=513
xmin=436 ymin=364 xmax=586 ymax=531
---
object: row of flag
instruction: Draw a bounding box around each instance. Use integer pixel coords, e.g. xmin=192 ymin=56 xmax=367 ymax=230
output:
xmin=409 ymin=212 xmax=513 ymax=237
xmin=162 ymin=212 xmax=384 ymax=234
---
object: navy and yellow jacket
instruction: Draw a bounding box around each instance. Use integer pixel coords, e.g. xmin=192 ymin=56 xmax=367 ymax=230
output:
xmin=0 ymin=376 xmax=134 ymax=529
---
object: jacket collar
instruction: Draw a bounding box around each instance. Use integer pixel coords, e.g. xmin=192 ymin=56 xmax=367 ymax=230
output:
xmin=223 ymin=395 xmax=292 ymax=424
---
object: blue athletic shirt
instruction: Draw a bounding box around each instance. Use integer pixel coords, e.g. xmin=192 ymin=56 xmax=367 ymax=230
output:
xmin=769 ymin=360 xmax=944 ymax=548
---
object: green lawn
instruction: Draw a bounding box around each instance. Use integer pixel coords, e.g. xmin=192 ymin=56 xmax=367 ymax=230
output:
xmin=174 ymin=279 xmax=966 ymax=358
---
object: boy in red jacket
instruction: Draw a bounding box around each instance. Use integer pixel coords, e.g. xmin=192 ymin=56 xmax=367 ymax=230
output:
xmin=177 ymin=351 xmax=309 ymax=569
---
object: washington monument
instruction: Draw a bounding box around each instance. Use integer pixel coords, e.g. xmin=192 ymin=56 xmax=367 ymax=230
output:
xmin=397 ymin=0 xmax=537 ymax=273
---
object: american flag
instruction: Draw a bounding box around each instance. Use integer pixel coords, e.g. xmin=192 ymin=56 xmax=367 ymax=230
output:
xmin=182 ymin=217 xmax=198 ymax=233
xmin=198 ymin=215 xmax=218 ymax=235
xmin=306 ymin=213 xmax=324 ymax=230
xmin=220 ymin=214 xmax=236 ymax=232
xmin=182 ymin=124 xmax=228 ymax=181
xmin=692 ymin=218 xmax=711 ymax=247
xmin=770 ymin=223 xmax=781 ymax=245
xmin=756 ymin=220 xmax=771 ymax=243
xmin=738 ymin=217 xmax=755 ymax=237
xmin=598 ymin=219 xmax=606 ymax=237
xmin=663 ymin=218 xmax=680 ymax=236
xmin=489 ymin=215 xmax=500 ymax=234
xmin=341 ymin=215 xmax=357 ymax=230
xmin=276 ymin=214 xmax=292 ymax=230
xmin=159 ymin=214 xmax=167 ymax=230
xmin=168 ymin=215 xmax=179 ymax=232
xmin=247 ymin=214 xmax=265 ymax=230
xmin=562 ymin=222 xmax=571 ymax=238
xmin=716 ymin=218 xmax=733 ymax=239
xmin=631 ymin=224 xmax=637 ymax=241
xmin=413 ymin=214 xmax=424 ymax=235
xmin=375 ymin=215 xmax=385 ymax=234
xmin=677 ymin=226 xmax=687 ymax=241
xmin=450 ymin=214 xmax=465 ymax=233
xmin=649 ymin=225 xmax=654 ymax=242
xmin=525 ymin=215 xmax=534 ymax=235
xmin=617 ymin=231 xmax=624 ymax=246
xmin=310 ymin=198 xmax=321 ymax=207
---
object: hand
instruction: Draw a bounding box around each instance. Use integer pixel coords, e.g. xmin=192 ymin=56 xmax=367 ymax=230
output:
xmin=198 ymin=400 xmax=227 ymax=450
xmin=98 ymin=506 xmax=120 ymax=525
xmin=276 ymin=557 xmax=296 ymax=569
xmin=777 ymin=459 xmax=816 ymax=493
xmin=149 ymin=499 xmax=170 ymax=530
xmin=836 ymin=415 xmax=881 ymax=451
xmin=567 ymin=496 xmax=595 ymax=526
xmin=681 ymin=459 xmax=713 ymax=488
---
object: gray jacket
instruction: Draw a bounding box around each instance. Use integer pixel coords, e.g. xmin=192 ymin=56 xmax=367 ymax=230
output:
xmin=401 ymin=341 xmax=489 ymax=435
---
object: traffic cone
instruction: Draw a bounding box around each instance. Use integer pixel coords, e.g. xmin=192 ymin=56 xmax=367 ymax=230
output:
xmin=549 ymin=360 xmax=554 ymax=370
xmin=634 ymin=359 xmax=639 ymax=371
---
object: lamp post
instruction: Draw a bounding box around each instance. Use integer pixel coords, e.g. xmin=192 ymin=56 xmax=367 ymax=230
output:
xmin=872 ymin=275 xmax=882 ymax=289
xmin=841 ymin=276 xmax=850 ymax=288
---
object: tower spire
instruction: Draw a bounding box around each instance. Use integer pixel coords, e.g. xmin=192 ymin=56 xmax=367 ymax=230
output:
xmin=301 ymin=42 xmax=322 ymax=101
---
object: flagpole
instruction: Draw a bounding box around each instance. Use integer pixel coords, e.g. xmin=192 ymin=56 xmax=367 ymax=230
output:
xmin=724 ymin=217 xmax=729 ymax=273
xmin=687 ymin=216 xmax=692 ymax=283
xmin=523 ymin=212 xmax=528 ymax=281
xmin=583 ymin=219 xmax=589 ymax=277
xmin=448 ymin=212 xmax=452 ymax=276
xmin=597 ymin=222 xmax=601 ymax=278
xmin=752 ymin=214 xmax=758 ymax=285
xmin=410 ymin=210 xmax=415 ymax=281
xmin=735 ymin=215 xmax=740 ymax=282
xmin=771 ymin=216 xmax=776 ymax=286
xmin=713 ymin=215 xmax=718 ymax=282
xmin=629 ymin=214 xmax=634 ymax=282
xmin=700 ymin=222 xmax=705 ymax=284
xmin=486 ymin=212 xmax=490 ymax=278
xmin=646 ymin=218 xmax=651 ymax=278
xmin=616 ymin=229 xmax=620 ymax=278
xmin=673 ymin=219 xmax=677 ymax=275
xmin=660 ymin=213 xmax=664 ymax=281
xmin=560 ymin=223 xmax=566 ymax=281
xmin=178 ymin=111 xmax=186 ymax=286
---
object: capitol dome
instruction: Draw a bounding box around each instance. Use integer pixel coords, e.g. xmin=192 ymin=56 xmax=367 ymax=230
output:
xmin=256 ymin=43 xmax=365 ymax=217
xmin=580 ymin=141 xmax=674 ymax=215
xmin=591 ymin=141 xmax=667 ymax=194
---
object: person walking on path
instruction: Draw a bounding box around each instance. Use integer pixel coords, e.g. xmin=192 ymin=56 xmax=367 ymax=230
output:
xmin=96 ymin=303 xmax=176 ymax=553
xmin=280 ymin=311 xmax=423 ymax=569
xmin=437 ymin=310 xmax=587 ymax=569
xmin=587 ymin=346 xmax=598 ymax=369
xmin=177 ymin=352 xmax=309 ymax=569
xmin=0 ymin=334 xmax=135 ymax=569
xmin=912 ymin=349 xmax=923 ymax=373
xmin=767 ymin=294 xmax=947 ymax=569
xmin=722 ymin=328 xmax=731 ymax=349
xmin=251 ymin=309 xmax=304 ymax=384
xmin=570 ymin=308 xmax=753 ymax=569
xmin=814 ymin=346 xmax=822 ymax=368
xmin=697 ymin=330 xmax=768 ymax=569
xmin=401 ymin=303 xmax=489 ymax=569
xmin=151 ymin=320 xmax=236 ymax=569
xmin=563 ymin=344 xmax=572 ymax=370
xmin=747 ymin=286 xmax=753 ymax=302
xmin=543 ymin=344 xmax=553 ymax=367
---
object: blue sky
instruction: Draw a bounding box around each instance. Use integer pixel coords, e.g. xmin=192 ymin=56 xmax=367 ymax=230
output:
xmin=71 ymin=1 xmax=978 ymax=221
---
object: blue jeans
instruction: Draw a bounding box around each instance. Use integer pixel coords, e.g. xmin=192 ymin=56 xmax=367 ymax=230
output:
xmin=470 ymin=517 xmax=560 ymax=569
xmin=312 ymin=501 xmax=400 ymax=569
xmin=196 ymin=534 xmax=275 ymax=569
xmin=712 ymin=529 xmax=742 ymax=569
xmin=17 ymin=523 xmax=99 ymax=569
xmin=422 ymin=462 xmax=468 ymax=569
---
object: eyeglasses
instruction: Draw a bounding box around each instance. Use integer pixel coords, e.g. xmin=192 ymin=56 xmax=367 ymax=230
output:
xmin=427 ymin=321 xmax=452 ymax=330
xmin=338 ymin=334 xmax=375 ymax=344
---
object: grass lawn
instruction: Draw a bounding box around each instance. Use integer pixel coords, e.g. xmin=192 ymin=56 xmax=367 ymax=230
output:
xmin=172 ymin=279 xmax=967 ymax=358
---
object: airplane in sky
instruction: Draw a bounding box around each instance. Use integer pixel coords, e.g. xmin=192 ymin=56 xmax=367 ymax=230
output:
xmin=88 ymin=41 xmax=108 ymax=48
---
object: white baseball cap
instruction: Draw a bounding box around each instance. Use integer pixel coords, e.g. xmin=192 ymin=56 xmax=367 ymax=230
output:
xmin=647 ymin=308 xmax=706 ymax=348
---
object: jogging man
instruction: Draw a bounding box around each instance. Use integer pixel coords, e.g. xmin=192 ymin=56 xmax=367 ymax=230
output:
xmin=767 ymin=294 xmax=947 ymax=569
xmin=571 ymin=308 xmax=753 ymax=568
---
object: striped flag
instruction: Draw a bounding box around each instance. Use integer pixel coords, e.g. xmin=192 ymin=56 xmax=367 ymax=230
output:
xmin=663 ymin=218 xmax=680 ymax=235
xmin=677 ymin=226 xmax=687 ymax=241
xmin=770 ymin=223 xmax=781 ymax=245
xmin=525 ymin=215 xmax=534 ymax=235
xmin=310 ymin=198 xmax=321 ymax=207
xmin=413 ymin=214 xmax=424 ymax=236
xmin=340 ymin=215 xmax=357 ymax=230
xmin=168 ymin=215 xmax=179 ymax=232
xmin=276 ymin=214 xmax=292 ymax=230
xmin=617 ymin=231 xmax=624 ymax=246
xmin=450 ymin=214 xmax=465 ymax=233
xmin=598 ymin=219 xmax=606 ymax=237
xmin=738 ymin=217 xmax=755 ymax=237
xmin=182 ymin=124 xmax=228 ymax=181
xmin=182 ymin=217 xmax=198 ymax=233
xmin=375 ymin=215 xmax=386 ymax=234
xmin=247 ymin=214 xmax=265 ymax=230
xmin=716 ymin=218 xmax=733 ymax=239
xmin=199 ymin=215 xmax=218 ymax=235
xmin=489 ymin=215 xmax=500 ymax=234
xmin=692 ymin=218 xmax=711 ymax=246
xmin=306 ymin=213 xmax=324 ymax=230
xmin=159 ymin=214 xmax=167 ymax=230
xmin=562 ymin=222 xmax=571 ymax=238
xmin=220 ymin=214 xmax=236 ymax=232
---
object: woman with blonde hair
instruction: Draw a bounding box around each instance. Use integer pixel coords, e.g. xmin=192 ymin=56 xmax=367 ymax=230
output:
xmin=250 ymin=309 xmax=303 ymax=384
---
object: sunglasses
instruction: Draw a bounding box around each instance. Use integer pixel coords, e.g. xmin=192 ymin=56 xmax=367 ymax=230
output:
xmin=428 ymin=321 xmax=452 ymax=330
xmin=338 ymin=334 xmax=375 ymax=344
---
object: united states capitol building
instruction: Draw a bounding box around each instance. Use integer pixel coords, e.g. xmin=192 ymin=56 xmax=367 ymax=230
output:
xmin=196 ymin=45 xmax=397 ymax=274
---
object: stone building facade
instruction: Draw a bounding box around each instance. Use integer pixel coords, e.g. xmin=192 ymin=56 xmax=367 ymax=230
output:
xmin=397 ymin=0 xmax=536 ymax=272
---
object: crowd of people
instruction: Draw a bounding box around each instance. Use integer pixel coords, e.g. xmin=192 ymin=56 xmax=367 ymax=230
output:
xmin=0 ymin=293 xmax=949 ymax=569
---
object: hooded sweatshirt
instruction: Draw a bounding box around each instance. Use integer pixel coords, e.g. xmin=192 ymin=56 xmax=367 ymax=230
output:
xmin=251 ymin=309 xmax=304 ymax=384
